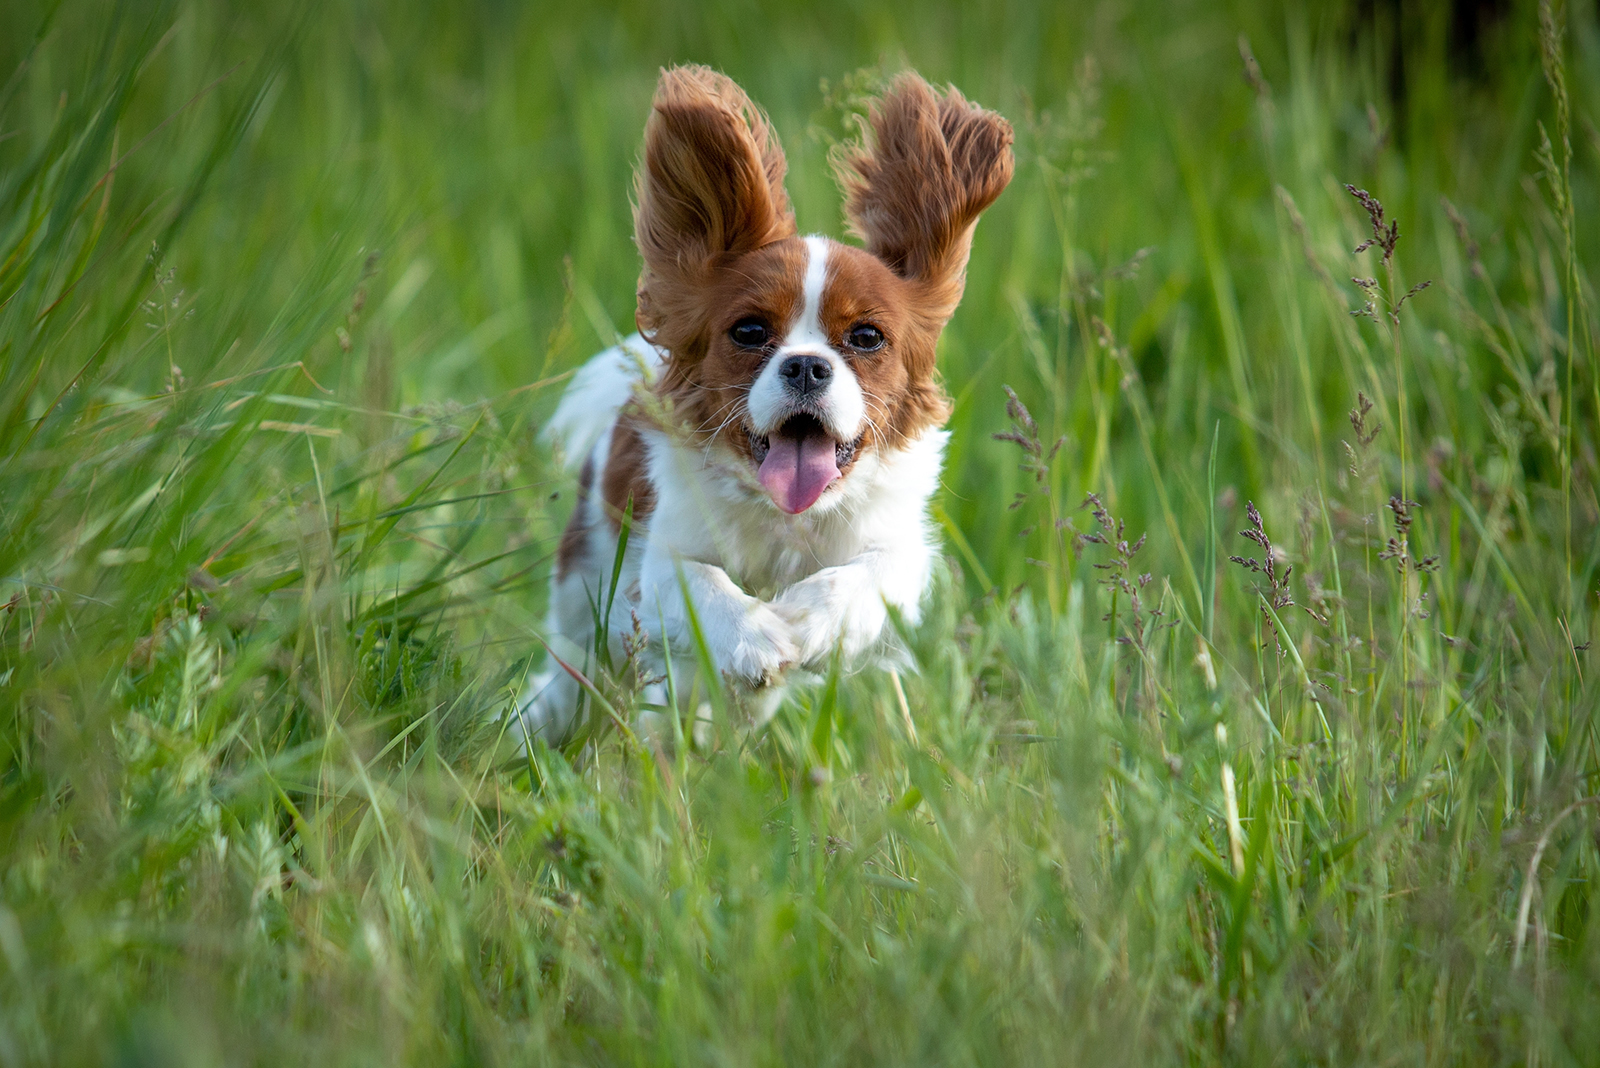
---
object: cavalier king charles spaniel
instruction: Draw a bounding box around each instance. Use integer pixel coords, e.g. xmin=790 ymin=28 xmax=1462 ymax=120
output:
xmin=519 ymin=65 xmax=1012 ymax=743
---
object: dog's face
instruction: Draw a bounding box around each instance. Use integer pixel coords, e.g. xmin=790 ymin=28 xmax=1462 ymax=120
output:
xmin=633 ymin=67 xmax=1013 ymax=515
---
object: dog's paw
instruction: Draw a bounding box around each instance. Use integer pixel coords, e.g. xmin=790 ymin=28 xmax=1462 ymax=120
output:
xmin=772 ymin=578 xmax=837 ymax=666
xmin=771 ymin=571 xmax=852 ymax=666
xmin=773 ymin=568 xmax=888 ymax=668
xmin=509 ymin=670 xmax=581 ymax=750
xmin=717 ymin=601 xmax=799 ymax=687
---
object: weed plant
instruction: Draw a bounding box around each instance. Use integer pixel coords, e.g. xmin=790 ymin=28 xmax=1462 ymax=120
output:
xmin=1 ymin=1 xmax=1598 ymax=1063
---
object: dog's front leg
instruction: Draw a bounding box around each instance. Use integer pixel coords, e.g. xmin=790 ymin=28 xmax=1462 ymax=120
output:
xmin=640 ymin=557 xmax=798 ymax=687
xmin=771 ymin=547 xmax=931 ymax=668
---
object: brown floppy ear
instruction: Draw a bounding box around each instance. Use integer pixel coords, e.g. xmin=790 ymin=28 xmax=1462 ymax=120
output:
xmin=835 ymin=74 xmax=1014 ymax=323
xmin=634 ymin=65 xmax=796 ymax=352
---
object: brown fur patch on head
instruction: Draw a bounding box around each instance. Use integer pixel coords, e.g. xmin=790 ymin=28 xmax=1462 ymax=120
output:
xmin=818 ymin=242 xmax=952 ymax=448
xmin=834 ymin=73 xmax=1014 ymax=329
xmin=634 ymin=65 xmax=798 ymax=360
xmin=653 ymin=237 xmax=808 ymax=464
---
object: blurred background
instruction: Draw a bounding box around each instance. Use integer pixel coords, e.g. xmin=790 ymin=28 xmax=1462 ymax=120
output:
xmin=4 ymin=0 xmax=1575 ymax=594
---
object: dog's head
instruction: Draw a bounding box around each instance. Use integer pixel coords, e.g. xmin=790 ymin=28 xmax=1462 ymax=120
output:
xmin=634 ymin=66 xmax=1013 ymax=515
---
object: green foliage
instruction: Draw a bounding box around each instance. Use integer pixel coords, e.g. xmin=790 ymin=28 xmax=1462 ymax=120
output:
xmin=2 ymin=0 xmax=1598 ymax=1063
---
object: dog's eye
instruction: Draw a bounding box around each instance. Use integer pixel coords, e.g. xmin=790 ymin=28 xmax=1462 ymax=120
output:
xmin=846 ymin=323 xmax=885 ymax=352
xmin=729 ymin=319 xmax=770 ymax=348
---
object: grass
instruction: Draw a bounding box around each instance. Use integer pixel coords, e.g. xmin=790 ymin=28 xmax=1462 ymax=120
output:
xmin=2 ymin=0 xmax=1598 ymax=1063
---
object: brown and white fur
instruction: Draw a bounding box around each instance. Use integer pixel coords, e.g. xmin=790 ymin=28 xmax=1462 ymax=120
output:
xmin=517 ymin=66 xmax=1013 ymax=743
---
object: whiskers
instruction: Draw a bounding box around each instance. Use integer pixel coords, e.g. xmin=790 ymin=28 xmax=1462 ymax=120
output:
xmin=693 ymin=390 xmax=753 ymax=439
xmin=853 ymin=387 xmax=895 ymax=445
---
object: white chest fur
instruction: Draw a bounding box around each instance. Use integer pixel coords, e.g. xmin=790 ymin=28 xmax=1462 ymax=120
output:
xmin=640 ymin=426 xmax=947 ymax=598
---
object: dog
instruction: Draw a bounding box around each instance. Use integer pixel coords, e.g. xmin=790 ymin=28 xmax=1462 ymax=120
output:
xmin=517 ymin=65 xmax=1013 ymax=744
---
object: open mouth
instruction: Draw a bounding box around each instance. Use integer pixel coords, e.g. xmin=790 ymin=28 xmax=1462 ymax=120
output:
xmin=747 ymin=414 xmax=859 ymax=514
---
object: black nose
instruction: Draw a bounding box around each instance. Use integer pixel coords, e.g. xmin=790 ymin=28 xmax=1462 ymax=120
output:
xmin=779 ymin=354 xmax=832 ymax=396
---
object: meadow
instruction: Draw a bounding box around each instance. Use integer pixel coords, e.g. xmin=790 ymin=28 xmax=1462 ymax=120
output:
xmin=2 ymin=0 xmax=1598 ymax=1063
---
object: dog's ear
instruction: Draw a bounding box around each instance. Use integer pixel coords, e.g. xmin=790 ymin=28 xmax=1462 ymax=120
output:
xmin=634 ymin=65 xmax=796 ymax=346
xmin=835 ymin=74 xmax=1013 ymax=322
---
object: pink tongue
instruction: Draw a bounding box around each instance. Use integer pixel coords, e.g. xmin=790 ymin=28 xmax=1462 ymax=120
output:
xmin=758 ymin=431 xmax=840 ymax=514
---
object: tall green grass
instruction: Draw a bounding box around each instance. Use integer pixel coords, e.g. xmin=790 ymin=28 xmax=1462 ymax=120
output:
xmin=2 ymin=1 xmax=1597 ymax=1063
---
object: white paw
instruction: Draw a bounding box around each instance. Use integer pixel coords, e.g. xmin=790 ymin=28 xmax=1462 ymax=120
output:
xmin=717 ymin=601 xmax=799 ymax=687
xmin=510 ymin=670 xmax=581 ymax=749
xmin=773 ymin=572 xmax=848 ymax=666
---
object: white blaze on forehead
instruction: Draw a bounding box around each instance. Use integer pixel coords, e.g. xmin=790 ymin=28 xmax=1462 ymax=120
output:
xmin=791 ymin=235 xmax=831 ymax=348
xmin=745 ymin=235 xmax=867 ymax=441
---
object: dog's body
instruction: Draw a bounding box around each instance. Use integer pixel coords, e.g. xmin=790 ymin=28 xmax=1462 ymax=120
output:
xmin=518 ymin=67 xmax=1012 ymax=743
